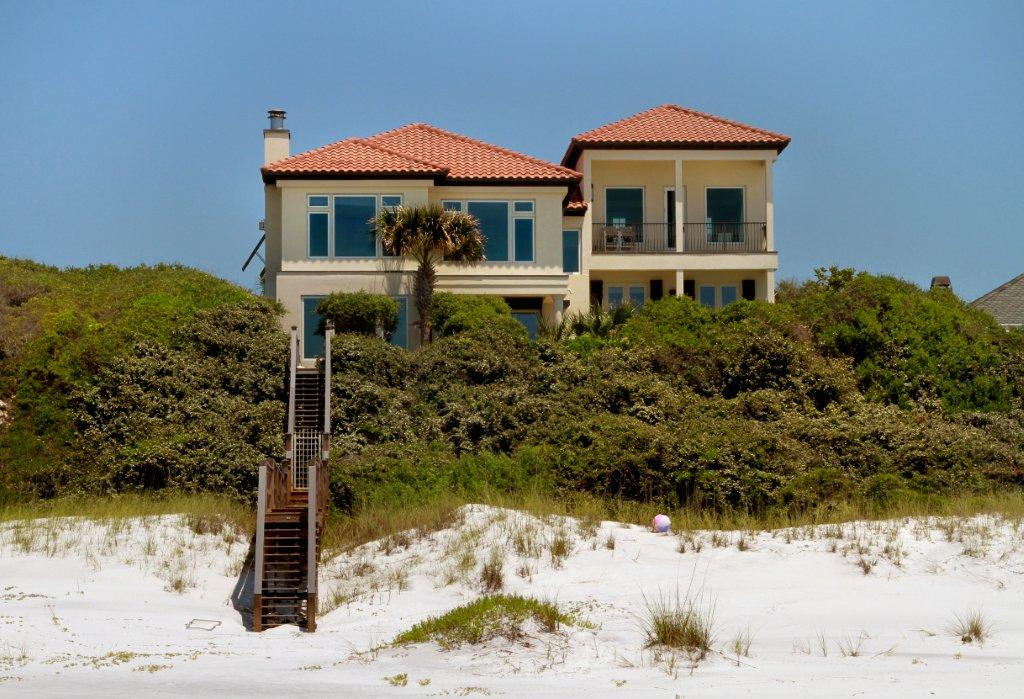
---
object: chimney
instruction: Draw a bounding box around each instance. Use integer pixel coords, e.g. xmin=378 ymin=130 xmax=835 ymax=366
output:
xmin=930 ymin=275 xmax=952 ymax=291
xmin=264 ymin=109 xmax=290 ymax=165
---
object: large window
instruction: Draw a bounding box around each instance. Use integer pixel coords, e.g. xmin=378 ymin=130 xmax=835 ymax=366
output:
xmin=390 ymin=296 xmax=409 ymax=349
xmin=706 ymin=187 xmax=744 ymax=243
xmin=562 ymin=230 xmax=580 ymax=273
xmin=467 ymin=202 xmax=508 ymax=261
xmin=334 ymin=195 xmax=377 ymax=257
xmin=605 ymin=188 xmax=644 ymax=225
xmin=305 ymin=193 xmax=404 ymax=259
xmin=698 ymin=284 xmax=741 ymax=309
xmin=302 ymin=296 xmax=326 ymax=359
xmin=607 ymin=285 xmax=645 ymax=308
xmin=445 ymin=200 xmax=534 ymax=263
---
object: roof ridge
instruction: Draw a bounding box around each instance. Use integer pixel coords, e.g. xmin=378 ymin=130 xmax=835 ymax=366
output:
xmin=370 ymin=122 xmax=580 ymax=177
xmin=972 ymin=272 xmax=1024 ymax=305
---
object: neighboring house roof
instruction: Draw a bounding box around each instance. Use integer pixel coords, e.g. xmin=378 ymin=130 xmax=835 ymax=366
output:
xmin=263 ymin=123 xmax=580 ymax=185
xmin=562 ymin=104 xmax=791 ymax=168
xmin=972 ymin=273 xmax=1024 ymax=327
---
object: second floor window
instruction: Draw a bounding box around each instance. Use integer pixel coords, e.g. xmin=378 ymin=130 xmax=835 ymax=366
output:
xmin=442 ymin=200 xmax=534 ymax=263
xmin=307 ymin=194 xmax=403 ymax=258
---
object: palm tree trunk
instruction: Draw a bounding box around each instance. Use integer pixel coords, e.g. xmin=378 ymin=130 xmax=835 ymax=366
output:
xmin=414 ymin=257 xmax=436 ymax=346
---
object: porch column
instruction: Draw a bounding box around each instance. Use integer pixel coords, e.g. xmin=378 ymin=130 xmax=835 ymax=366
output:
xmin=674 ymin=158 xmax=684 ymax=252
xmin=764 ymin=157 xmax=775 ymax=251
xmin=552 ymin=295 xmax=565 ymax=325
xmin=674 ymin=270 xmax=685 ymax=298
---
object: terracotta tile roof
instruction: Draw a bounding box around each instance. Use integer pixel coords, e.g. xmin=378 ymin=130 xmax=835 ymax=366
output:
xmin=262 ymin=138 xmax=443 ymax=179
xmin=263 ymin=123 xmax=580 ymax=185
xmin=366 ymin=123 xmax=580 ymax=183
xmin=562 ymin=104 xmax=790 ymax=167
xmin=562 ymin=184 xmax=587 ymax=215
xmin=972 ymin=273 xmax=1024 ymax=328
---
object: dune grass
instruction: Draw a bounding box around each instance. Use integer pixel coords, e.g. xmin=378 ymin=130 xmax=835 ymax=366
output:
xmin=3 ymin=489 xmax=1022 ymax=559
xmin=0 ymin=493 xmax=253 ymax=533
xmin=392 ymin=594 xmax=571 ymax=649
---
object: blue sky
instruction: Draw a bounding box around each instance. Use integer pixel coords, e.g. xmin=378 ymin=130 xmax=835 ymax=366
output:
xmin=1 ymin=0 xmax=1021 ymax=300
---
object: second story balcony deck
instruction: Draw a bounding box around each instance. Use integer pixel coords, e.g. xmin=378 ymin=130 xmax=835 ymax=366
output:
xmin=592 ymin=222 xmax=769 ymax=254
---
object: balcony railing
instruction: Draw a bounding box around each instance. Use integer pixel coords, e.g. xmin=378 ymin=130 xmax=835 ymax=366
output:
xmin=592 ymin=222 xmax=768 ymax=254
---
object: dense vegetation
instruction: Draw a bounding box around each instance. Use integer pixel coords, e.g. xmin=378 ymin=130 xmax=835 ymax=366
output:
xmin=2 ymin=259 xmax=1022 ymax=515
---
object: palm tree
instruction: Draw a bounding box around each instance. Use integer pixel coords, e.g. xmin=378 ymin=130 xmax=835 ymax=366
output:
xmin=372 ymin=203 xmax=485 ymax=345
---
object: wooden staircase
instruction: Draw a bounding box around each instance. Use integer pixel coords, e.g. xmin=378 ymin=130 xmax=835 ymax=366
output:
xmin=253 ymin=323 xmax=333 ymax=632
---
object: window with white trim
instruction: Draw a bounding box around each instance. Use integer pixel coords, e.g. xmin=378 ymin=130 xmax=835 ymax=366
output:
xmin=305 ymin=193 xmax=403 ymax=259
xmin=440 ymin=199 xmax=534 ymax=263
xmin=307 ymin=195 xmax=329 ymax=258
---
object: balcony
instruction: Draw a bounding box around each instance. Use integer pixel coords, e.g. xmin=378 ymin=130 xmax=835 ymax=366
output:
xmin=592 ymin=222 xmax=768 ymax=254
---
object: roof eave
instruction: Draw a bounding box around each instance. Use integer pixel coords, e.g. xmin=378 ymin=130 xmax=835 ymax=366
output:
xmin=562 ymin=138 xmax=790 ymax=169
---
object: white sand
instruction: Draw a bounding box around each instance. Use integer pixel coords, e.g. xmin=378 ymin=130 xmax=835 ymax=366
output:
xmin=1 ymin=505 xmax=1022 ymax=697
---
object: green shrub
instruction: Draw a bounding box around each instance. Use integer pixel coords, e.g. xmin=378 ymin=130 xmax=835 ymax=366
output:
xmin=66 ymin=300 xmax=286 ymax=497
xmin=316 ymin=291 xmax=398 ymax=339
xmin=0 ymin=259 xmax=254 ymax=496
xmin=781 ymin=267 xmax=1021 ymax=412
xmin=429 ymin=292 xmax=526 ymax=339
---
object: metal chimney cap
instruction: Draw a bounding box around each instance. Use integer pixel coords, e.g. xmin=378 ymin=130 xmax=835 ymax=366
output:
xmin=267 ymin=109 xmax=287 ymax=130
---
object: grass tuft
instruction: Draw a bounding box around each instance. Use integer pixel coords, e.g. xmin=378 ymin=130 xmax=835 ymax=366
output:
xmin=392 ymin=594 xmax=571 ymax=650
xmin=480 ymin=549 xmax=504 ymax=592
xmin=948 ymin=609 xmax=992 ymax=645
xmin=640 ymin=588 xmax=716 ymax=661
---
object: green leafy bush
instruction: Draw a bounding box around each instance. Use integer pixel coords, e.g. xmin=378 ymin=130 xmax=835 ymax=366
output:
xmin=430 ymin=292 xmax=526 ymax=339
xmin=0 ymin=258 xmax=253 ymax=495
xmin=316 ymin=291 xmax=398 ymax=338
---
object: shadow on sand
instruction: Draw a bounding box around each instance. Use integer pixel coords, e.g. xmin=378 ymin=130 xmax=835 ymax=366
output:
xmin=231 ymin=538 xmax=256 ymax=630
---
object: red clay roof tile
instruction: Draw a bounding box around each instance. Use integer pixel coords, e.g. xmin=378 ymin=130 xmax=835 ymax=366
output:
xmin=263 ymin=124 xmax=580 ymax=184
xmin=562 ymin=104 xmax=790 ymax=167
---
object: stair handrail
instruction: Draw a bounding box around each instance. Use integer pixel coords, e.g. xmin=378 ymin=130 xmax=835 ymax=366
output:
xmin=253 ymin=457 xmax=271 ymax=630
xmin=306 ymin=457 xmax=320 ymax=632
xmin=286 ymin=326 xmax=298 ymax=464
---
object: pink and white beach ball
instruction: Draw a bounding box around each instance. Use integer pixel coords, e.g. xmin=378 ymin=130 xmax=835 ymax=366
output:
xmin=652 ymin=514 xmax=671 ymax=533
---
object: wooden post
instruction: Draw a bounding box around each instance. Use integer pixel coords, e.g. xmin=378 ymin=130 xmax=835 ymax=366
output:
xmin=323 ymin=321 xmax=332 ymax=439
xmin=253 ymin=459 xmax=268 ymax=632
xmin=287 ymin=326 xmax=298 ymax=466
xmin=306 ymin=459 xmax=318 ymax=632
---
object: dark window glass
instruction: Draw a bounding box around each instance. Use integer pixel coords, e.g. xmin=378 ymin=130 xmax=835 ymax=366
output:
xmin=513 ymin=201 xmax=534 ymax=213
xmin=562 ymin=230 xmax=579 ymax=273
xmin=390 ymin=297 xmax=408 ymax=349
xmin=468 ymin=202 xmax=509 ymax=261
xmin=706 ymin=188 xmax=743 ymax=223
xmin=309 ymin=212 xmax=328 ymax=257
xmin=514 ymin=218 xmax=533 ymax=262
xmin=334 ymin=196 xmax=376 ymax=257
xmin=629 ymin=286 xmax=645 ymax=307
xmin=442 ymin=201 xmax=462 ymax=211
xmin=511 ymin=312 xmax=539 ymax=340
xmin=741 ymin=279 xmax=756 ymax=301
xmin=381 ymin=195 xmax=402 ymax=209
xmin=302 ymin=296 xmax=325 ymax=359
xmin=721 ymin=285 xmax=738 ymax=306
xmin=699 ymin=286 xmax=716 ymax=308
xmin=308 ymin=195 xmax=329 ymax=208
xmin=606 ymin=188 xmax=643 ymax=224
xmin=608 ymin=286 xmax=624 ymax=308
